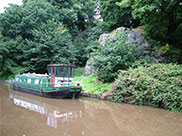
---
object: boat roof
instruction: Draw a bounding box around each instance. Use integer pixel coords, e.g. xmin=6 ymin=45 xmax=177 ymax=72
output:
xmin=47 ymin=64 xmax=75 ymax=67
xmin=17 ymin=73 xmax=50 ymax=79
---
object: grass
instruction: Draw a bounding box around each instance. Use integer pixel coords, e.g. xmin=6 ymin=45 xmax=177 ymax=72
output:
xmin=82 ymin=74 xmax=111 ymax=97
xmin=74 ymin=67 xmax=111 ymax=97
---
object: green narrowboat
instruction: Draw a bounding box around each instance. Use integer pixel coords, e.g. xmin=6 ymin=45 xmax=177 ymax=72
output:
xmin=9 ymin=64 xmax=82 ymax=99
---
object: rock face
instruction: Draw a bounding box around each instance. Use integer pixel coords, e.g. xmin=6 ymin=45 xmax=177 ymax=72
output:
xmin=85 ymin=65 xmax=95 ymax=75
xmin=98 ymin=33 xmax=110 ymax=45
xmin=97 ymin=26 xmax=166 ymax=62
xmin=85 ymin=60 xmax=95 ymax=75
xmin=98 ymin=27 xmax=126 ymax=45
xmin=128 ymin=32 xmax=146 ymax=43
xmin=99 ymin=27 xmax=149 ymax=47
xmin=85 ymin=26 xmax=167 ymax=75
xmin=100 ymin=91 xmax=113 ymax=100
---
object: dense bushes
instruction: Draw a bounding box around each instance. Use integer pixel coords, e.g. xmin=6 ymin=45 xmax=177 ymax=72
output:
xmin=111 ymin=63 xmax=182 ymax=112
xmin=92 ymin=29 xmax=144 ymax=82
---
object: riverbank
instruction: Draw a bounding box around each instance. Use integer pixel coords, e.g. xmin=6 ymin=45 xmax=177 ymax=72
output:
xmin=2 ymin=63 xmax=182 ymax=112
xmin=0 ymin=80 xmax=9 ymax=85
xmin=74 ymin=65 xmax=182 ymax=112
xmin=0 ymin=79 xmax=105 ymax=101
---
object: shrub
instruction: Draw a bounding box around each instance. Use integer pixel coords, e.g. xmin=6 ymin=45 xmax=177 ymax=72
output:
xmin=111 ymin=63 xmax=182 ymax=112
xmin=92 ymin=29 xmax=143 ymax=82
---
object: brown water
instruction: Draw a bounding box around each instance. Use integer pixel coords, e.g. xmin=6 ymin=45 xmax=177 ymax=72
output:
xmin=0 ymin=84 xmax=182 ymax=136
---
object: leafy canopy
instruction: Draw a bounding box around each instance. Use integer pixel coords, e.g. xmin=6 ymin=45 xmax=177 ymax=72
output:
xmin=116 ymin=0 xmax=182 ymax=48
xmin=0 ymin=0 xmax=98 ymax=79
xmin=99 ymin=0 xmax=140 ymax=31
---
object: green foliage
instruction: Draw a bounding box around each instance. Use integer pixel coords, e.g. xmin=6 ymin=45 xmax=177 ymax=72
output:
xmin=92 ymin=29 xmax=142 ymax=82
xmin=82 ymin=74 xmax=112 ymax=97
xmin=0 ymin=36 xmax=26 ymax=77
xmin=72 ymin=24 xmax=105 ymax=66
xmin=154 ymin=42 xmax=182 ymax=64
xmin=1 ymin=0 xmax=60 ymax=39
xmin=48 ymin=0 xmax=97 ymax=34
xmin=0 ymin=0 xmax=63 ymax=77
xmin=99 ymin=0 xmax=140 ymax=31
xmin=74 ymin=67 xmax=85 ymax=77
xmin=0 ymin=0 xmax=98 ymax=79
xmin=111 ymin=63 xmax=182 ymax=112
xmin=24 ymin=20 xmax=73 ymax=73
xmin=117 ymin=0 xmax=182 ymax=50
xmin=73 ymin=67 xmax=111 ymax=97
xmin=170 ymin=47 xmax=182 ymax=64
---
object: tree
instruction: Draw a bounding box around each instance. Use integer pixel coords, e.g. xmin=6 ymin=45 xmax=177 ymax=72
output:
xmin=0 ymin=36 xmax=25 ymax=79
xmin=117 ymin=0 xmax=182 ymax=48
xmin=47 ymin=0 xmax=97 ymax=34
xmin=1 ymin=0 xmax=60 ymax=40
xmin=0 ymin=0 xmax=98 ymax=79
xmin=99 ymin=0 xmax=140 ymax=31
xmin=24 ymin=20 xmax=73 ymax=73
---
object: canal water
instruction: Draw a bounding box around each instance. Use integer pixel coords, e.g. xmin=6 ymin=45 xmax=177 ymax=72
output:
xmin=0 ymin=84 xmax=182 ymax=136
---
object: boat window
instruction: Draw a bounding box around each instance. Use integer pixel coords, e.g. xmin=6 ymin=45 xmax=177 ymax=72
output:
xmin=71 ymin=67 xmax=73 ymax=77
xmin=42 ymin=79 xmax=46 ymax=86
xmin=52 ymin=66 xmax=56 ymax=75
xmin=60 ymin=66 xmax=64 ymax=77
xmin=67 ymin=67 xmax=70 ymax=77
xmin=70 ymin=67 xmax=72 ymax=77
xmin=64 ymin=67 xmax=68 ymax=77
xmin=56 ymin=66 xmax=60 ymax=77
xmin=16 ymin=77 xmax=19 ymax=81
xmin=20 ymin=77 xmax=22 ymax=82
xmin=27 ymin=78 xmax=31 ymax=83
xmin=22 ymin=77 xmax=25 ymax=82
xmin=35 ymin=79 xmax=39 ymax=84
xmin=48 ymin=66 xmax=51 ymax=75
xmin=62 ymin=66 xmax=65 ymax=77
xmin=48 ymin=79 xmax=50 ymax=86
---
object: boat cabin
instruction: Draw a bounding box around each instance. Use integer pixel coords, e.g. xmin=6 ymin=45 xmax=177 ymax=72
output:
xmin=15 ymin=74 xmax=51 ymax=87
xmin=14 ymin=64 xmax=75 ymax=88
xmin=47 ymin=64 xmax=75 ymax=87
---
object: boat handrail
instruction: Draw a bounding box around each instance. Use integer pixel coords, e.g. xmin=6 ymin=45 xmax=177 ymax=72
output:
xmin=14 ymin=80 xmax=81 ymax=87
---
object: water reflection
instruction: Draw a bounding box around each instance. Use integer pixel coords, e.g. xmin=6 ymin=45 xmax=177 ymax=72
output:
xmin=1 ymin=84 xmax=182 ymax=136
xmin=9 ymin=91 xmax=82 ymax=129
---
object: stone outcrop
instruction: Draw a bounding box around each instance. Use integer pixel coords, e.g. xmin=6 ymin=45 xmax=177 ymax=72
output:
xmin=98 ymin=26 xmax=167 ymax=62
xmin=99 ymin=27 xmax=149 ymax=47
xmin=100 ymin=91 xmax=113 ymax=100
xmin=98 ymin=33 xmax=110 ymax=45
xmin=85 ymin=65 xmax=95 ymax=75
xmin=85 ymin=26 xmax=167 ymax=75
xmin=84 ymin=59 xmax=95 ymax=75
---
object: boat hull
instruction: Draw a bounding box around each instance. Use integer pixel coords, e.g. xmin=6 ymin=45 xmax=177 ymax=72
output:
xmin=10 ymin=81 xmax=81 ymax=99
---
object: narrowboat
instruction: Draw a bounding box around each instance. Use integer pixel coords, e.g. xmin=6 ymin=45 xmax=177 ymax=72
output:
xmin=9 ymin=64 xmax=82 ymax=99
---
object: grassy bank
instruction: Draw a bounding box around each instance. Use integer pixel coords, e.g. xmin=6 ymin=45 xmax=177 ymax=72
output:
xmin=74 ymin=67 xmax=111 ymax=97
